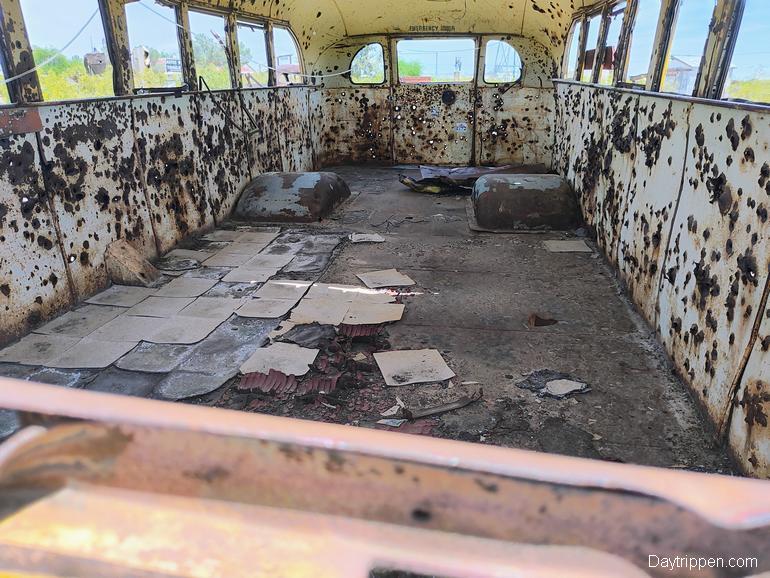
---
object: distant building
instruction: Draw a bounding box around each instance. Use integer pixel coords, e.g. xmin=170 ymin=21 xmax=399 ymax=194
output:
xmin=83 ymin=52 xmax=108 ymax=75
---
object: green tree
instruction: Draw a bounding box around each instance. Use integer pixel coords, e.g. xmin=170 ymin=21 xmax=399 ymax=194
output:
xmin=192 ymin=32 xmax=227 ymax=67
xmin=398 ymin=59 xmax=423 ymax=77
xmin=351 ymin=44 xmax=384 ymax=83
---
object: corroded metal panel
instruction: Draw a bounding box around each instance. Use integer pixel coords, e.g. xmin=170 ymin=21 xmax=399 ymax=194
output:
xmin=552 ymin=83 xmax=584 ymax=181
xmin=0 ymin=0 xmax=41 ymax=102
xmin=273 ymin=88 xmax=314 ymax=172
xmin=728 ymin=308 xmax=770 ymax=478
xmin=474 ymin=87 xmax=554 ymax=168
xmin=393 ymin=84 xmax=474 ymax=165
xmin=38 ymin=101 xmax=156 ymax=300
xmin=658 ymin=105 xmax=770 ymax=429
xmin=133 ymin=94 xmax=211 ymax=253
xmin=569 ymin=86 xmax=605 ymax=228
xmin=592 ymin=90 xmax=638 ymax=267
xmin=618 ymin=97 xmax=691 ymax=326
xmin=0 ymin=133 xmax=72 ymax=345
xmin=311 ymin=87 xmax=392 ymax=167
xmin=240 ymin=89 xmax=282 ymax=174
xmin=195 ymin=91 xmax=252 ymax=222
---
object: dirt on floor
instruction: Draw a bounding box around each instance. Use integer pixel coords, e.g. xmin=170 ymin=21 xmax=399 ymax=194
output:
xmin=202 ymin=165 xmax=733 ymax=474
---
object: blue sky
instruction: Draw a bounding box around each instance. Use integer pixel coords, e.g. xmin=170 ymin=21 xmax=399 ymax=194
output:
xmin=396 ymin=38 xmax=477 ymax=78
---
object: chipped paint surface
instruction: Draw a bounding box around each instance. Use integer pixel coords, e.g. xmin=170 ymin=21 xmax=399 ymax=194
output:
xmin=39 ymin=101 xmax=156 ymax=299
xmin=0 ymin=132 xmax=72 ymax=345
xmin=555 ymin=81 xmax=770 ymax=477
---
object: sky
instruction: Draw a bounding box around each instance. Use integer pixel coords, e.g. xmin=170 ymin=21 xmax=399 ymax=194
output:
xmin=18 ymin=0 xmax=298 ymax=67
xmin=396 ymin=38 xmax=477 ymax=79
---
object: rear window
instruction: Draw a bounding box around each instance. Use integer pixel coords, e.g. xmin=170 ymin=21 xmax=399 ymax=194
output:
xmin=484 ymin=40 xmax=522 ymax=84
xmin=721 ymin=0 xmax=770 ymax=104
xmin=351 ymin=43 xmax=385 ymax=85
xmin=396 ymin=38 xmax=476 ymax=84
xmin=19 ymin=0 xmax=114 ymax=101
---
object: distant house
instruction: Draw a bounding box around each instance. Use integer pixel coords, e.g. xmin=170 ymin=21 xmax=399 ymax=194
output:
xmin=629 ymin=55 xmax=700 ymax=94
xmin=83 ymin=52 xmax=108 ymax=75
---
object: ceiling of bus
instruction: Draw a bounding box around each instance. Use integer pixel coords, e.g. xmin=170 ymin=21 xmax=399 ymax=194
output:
xmin=231 ymin=0 xmax=603 ymax=60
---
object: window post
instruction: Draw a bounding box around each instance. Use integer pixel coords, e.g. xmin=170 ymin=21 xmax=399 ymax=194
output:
xmin=645 ymin=0 xmax=679 ymax=91
xmin=226 ymin=11 xmax=241 ymax=89
xmin=265 ymin=21 xmax=276 ymax=86
xmin=98 ymin=0 xmax=134 ymax=96
xmin=697 ymin=0 xmax=745 ymax=99
xmin=573 ymin=17 xmax=587 ymax=81
xmin=592 ymin=6 xmax=611 ymax=83
xmin=0 ymin=0 xmax=42 ymax=103
xmin=613 ymin=0 xmax=637 ymax=85
xmin=176 ymin=1 xmax=196 ymax=89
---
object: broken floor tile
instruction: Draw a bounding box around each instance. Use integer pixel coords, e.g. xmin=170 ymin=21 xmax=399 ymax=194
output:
xmin=305 ymin=283 xmax=395 ymax=303
xmin=342 ymin=302 xmax=405 ymax=325
xmin=275 ymin=323 xmax=337 ymax=348
xmin=154 ymin=276 xmax=218 ymax=298
xmin=145 ymin=316 xmax=225 ymax=345
xmin=182 ymin=316 xmax=278 ymax=373
xmin=178 ymin=297 xmax=242 ymax=320
xmin=542 ymin=378 xmax=590 ymax=399
xmin=283 ymin=253 xmax=331 ymax=274
xmin=239 ymin=342 xmax=319 ymax=376
xmin=289 ymin=297 xmax=349 ymax=326
xmin=124 ymin=296 xmax=197 ymax=318
xmin=516 ymin=370 xmax=573 ymax=392
xmin=202 ymin=281 xmax=258 ymax=298
xmin=243 ymin=253 xmax=294 ymax=269
xmin=236 ymin=298 xmax=297 ymax=319
xmin=201 ymin=230 xmax=241 ymax=242
xmin=0 ymin=410 xmax=19 ymax=439
xmin=33 ymin=305 xmax=124 ymax=338
xmin=86 ymin=367 xmax=165 ymax=397
xmin=29 ymin=367 xmax=100 ymax=388
xmin=0 ymin=334 xmax=80 ymax=366
xmin=48 ymin=339 xmax=138 ymax=369
xmin=543 ymin=240 xmax=592 ymax=253
xmin=203 ymin=251 xmax=256 ymax=268
xmin=235 ymin=231 xmax=280 ymax=244
xmin=0 ymin=362 xmax=40 ymax=380
xmin=89 ymin=315 xmax=161 ymax=342
xmin=85 ymin=285 xmax=157 ymax=307
xmin=215 ymin=241 xmax=268 ymax=255
xmin=374 ymin=349 xmax=455 ymax=386
xmin=183 ymin=267 xmax=229 ymax=280
xmin=155 ymin=370 xmax=236 ymax=401
xmin=253 ymin=279 xmax=312 ymax=301
xmin=357 ymin=269 xmax=415 ymax=289
xmin=350 ymin=233 xmax=385 ymax=243
xmin=298 ymin=234 xmax=344 ymax=254
xmin=221 ymin=268 xmax=277 ymax=284
xmin=165 ymin=248 xmax=214 ymax=261
xmin=115 ymin=342 xmax=194 ymax=373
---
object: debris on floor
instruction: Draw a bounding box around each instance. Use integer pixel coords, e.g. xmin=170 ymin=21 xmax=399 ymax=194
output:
xmin=374 ymin=349 xmax=455 ymax=386
xmin=349 ymin=233 xmax=385 ymax=243
xmin=342 ymin=303 xmax=405 ymax=325
xmin=402 ymin=387 xmax=483 ymax=419
xmin=398 ymin=174 xmax=472 ymax=195
xmin=516 ymin=369 xmax=590 ymax=399
xmin=105 ymin=239 xmax=161 ymax=287
xmin=376 ymin=418 xmax=407 ymax=428
xmin=528 ymin=313 xmax=558 ymax=328
xmin=156 ymin=370 xmax=237 ymax=401
xmin=275 ymin=323 xmax=337 ymax=348
xmin=356 ymin=269 xmax=415 ymax=289
xmin=543 ymin=239 xmax=592 ymax=253
xmin=239 ymin=342 xmax=319 ymax=376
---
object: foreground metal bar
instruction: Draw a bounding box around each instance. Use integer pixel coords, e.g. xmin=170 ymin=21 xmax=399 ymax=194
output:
xmin=0 ymin=380 xmax=769 ymax=577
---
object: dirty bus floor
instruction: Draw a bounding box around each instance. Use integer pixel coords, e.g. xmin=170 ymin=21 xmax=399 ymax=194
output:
xmin=0 ymin=166 xmax=734 ymax=474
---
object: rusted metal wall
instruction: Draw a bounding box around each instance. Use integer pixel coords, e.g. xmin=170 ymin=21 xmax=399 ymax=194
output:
xmin=554 ymin=80 xmax=770 ymax=478
xmin=0 ymin=132 xmax=73 ymax=343
xmin=0 ymin=86 xmax=316 ymax=345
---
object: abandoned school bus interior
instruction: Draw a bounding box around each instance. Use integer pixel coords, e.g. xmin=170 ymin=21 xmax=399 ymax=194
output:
xmin=1 ymin=0 xmax=770 ymax=575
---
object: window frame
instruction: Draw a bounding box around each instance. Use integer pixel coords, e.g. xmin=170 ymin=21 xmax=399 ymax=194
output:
xmin=350 ymin=42 xmax=387 ymax=86
xmin=482 ymin=38 xmax=524 ymax=85
xmin=562 ymin=18 xmax=585 ymax=81
xmin=394 ymin=36 xmax=479 ymax=85
xmin=271 ymin=24 xmax=306 ymax=86
xmin=235 ymin=17 xmax=271 ymax=89
xmin=124 ymin=0 xmax=186 ymax=93
xmin=187 ymin=6 xmax=234 ymax=90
